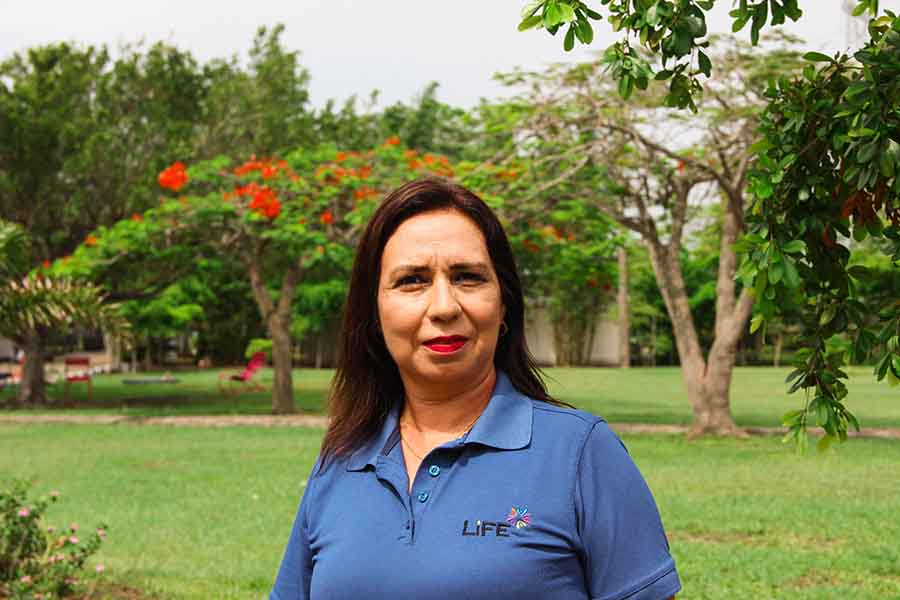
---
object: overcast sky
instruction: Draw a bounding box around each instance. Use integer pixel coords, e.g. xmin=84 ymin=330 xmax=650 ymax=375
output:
xmin=2 ymin=1 xmax=896 ymax=109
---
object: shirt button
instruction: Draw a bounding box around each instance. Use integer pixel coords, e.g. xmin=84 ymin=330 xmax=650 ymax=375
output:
xmin=428 ymin=465 xmax=441 ymax=477
xmin=417 ymin=491 xmax=429 ymax=503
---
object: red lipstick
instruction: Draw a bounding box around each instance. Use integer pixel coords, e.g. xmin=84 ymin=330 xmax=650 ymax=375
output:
xmin=424 ymin=335 xmax=468 ymax=354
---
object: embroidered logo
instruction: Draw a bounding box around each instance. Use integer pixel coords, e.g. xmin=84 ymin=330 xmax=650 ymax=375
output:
xmin=506 ymin=506 xmax=532 ymax=529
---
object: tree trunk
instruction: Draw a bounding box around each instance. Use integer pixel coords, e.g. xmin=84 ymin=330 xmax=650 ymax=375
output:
xmin=267 ymin=313 xmax=295 ymax=414
xmin=644 ymin=210 xmax=752 ymax=438
xmin=617 ymin=245 xmax=630 ymax=368
xmin=773 ymin=331 xmax=784 ymax=368
xmin=16 ymin=333 xmax=47 ymax=407
xmin=247 ymin=258 xmax=300 ymax=414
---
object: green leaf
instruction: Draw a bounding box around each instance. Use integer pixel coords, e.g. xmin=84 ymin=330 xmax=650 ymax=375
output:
xmin=848 ymin=128 xmax=876 ymax=137
xmin=769 ymin=260 xmax=784 ymax=284
xmin=803 ymin=51 xmax=833 ymax=62
xmin=697 ymin=50 xmax=712 ymax=77
xmin=847 ymin=265 xmax=870 ymax=279
xmin=564 ymin=24 xmax=576 ymax=50
xmin=781 ymin=240 xmax=806 ymax=254
xmin=618 ymin=75 xmax=634 ymax=100
xmin=820 ymin=304 xmax=838 ymax=326
xmin=518 ymin=14 xmax=544 ymax=31
xmin=577 ymin=17 xmax=594 ymax=44
xmin=557 ymin=2 xmax=576 ymax=23
xmin=521 ymin=0 xmax=543 ymax=19
xmin=817 ymin=434 xmax=834 ymax=453
xmin=544 ymin=2 xmax=562 ymax=28
xmin=781 ymin=409 xmax=803 ymax=427
xmin=750 ymin=314 xmax=764 ymax=334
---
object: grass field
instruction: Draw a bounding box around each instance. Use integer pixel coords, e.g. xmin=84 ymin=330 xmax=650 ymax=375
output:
xmin=3 ymin=366 xmax=899 ymax=430
xmin=2 ymin=424 xmax=899 ymax=599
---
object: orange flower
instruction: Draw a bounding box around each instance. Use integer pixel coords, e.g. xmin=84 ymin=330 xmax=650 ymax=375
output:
xmin=384 ymin=136 xmax=401 ymax=146
xmin=320 ymin=209 xmax=335 ymax=225
xmin=249 ymin=187 xmax=280 ymax=220
xmin=358 ymin=165 xmax=372 ymax=179
xmin=85 ymin=234 xmax=98 ymax=247
xmin=42 ymin=260 xmax=51 ymax=269
xmin=354 ymin=186 xmax=379 ymax=201
xmin=298 ymin=217 xmax=307 ymax=225
xmin=404 ymin=149 xmax=418 ymax=159
xmin=264 ymin=198 xmax=281 ymax=219
xmin=438 ymin=156 xmax=449 ymax=166
xmin=158 ymin=162 xmax=188 ymax=192
xmin=587 ymin=277 xmax=599 ymax=288
xmin=407 ymin=159 xmax=421 ymax=170
xmin=130 ymin=213 xmax=143 ymax=222
xmin=234 ymin=160 xmax=264 ymax=176
xmin=335 ymin=151 xmax=348 ymax=163
xmin=523 ymin=240 xmax=539 ymax=254
xmin=423 ymin=153 xmax=436 ymax=165
xmin=261 ymin=165 xmax=278 ymax=179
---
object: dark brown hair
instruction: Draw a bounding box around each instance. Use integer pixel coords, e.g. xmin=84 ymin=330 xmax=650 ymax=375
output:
xmin=321 ymin=176 xmax=564 ymax=461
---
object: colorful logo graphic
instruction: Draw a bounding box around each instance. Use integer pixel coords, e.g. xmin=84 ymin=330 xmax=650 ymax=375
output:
xmin=506 ymin=506 xmax=532 ymax=529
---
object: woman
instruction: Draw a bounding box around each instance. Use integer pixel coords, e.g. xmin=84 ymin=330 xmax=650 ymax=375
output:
xmin=271 ymin=178 xmax=680 ymax=599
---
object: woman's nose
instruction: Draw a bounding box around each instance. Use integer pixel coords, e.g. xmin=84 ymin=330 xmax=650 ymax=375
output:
xmin=427 ymin=276 xmax=462 ymax=321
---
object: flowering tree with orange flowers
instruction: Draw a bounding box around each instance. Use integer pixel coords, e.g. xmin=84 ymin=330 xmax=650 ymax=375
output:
xmin=62 ymin=140 xmax=458 ymax=413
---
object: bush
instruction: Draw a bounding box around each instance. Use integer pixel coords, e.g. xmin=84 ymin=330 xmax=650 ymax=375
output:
xmin=0 ymin=481 xmax=106 ymax=599
xmin=244 ymin=338 xmax=273 ymax=362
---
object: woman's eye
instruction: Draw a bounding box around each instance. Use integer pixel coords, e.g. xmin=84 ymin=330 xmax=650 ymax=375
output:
xmin=396 ymin=275 xmax=425 ymax=287
xmin=456 ymin=272 xmax=485 ymax=283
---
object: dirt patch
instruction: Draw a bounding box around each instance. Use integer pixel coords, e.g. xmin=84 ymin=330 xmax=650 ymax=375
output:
xmin=1 ymin=415 xmax=899 ymax=439
xmin=668 ymin=529 xmax=843 ymax=551
xmin=73 ymin=582 xmax=151 ymax=599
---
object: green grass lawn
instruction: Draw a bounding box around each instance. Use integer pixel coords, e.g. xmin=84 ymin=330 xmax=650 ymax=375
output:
xmin=2 ymin=424 xmax=898 ymax=599
xmin=3 ymin=366 xmax=899 ymax=430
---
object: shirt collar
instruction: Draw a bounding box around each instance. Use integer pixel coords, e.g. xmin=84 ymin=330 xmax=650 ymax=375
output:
xmin=346 ymin=370 xmax=533 ymax=471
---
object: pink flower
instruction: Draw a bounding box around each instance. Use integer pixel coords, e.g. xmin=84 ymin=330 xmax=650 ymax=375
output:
xmin=68 ymin=536 xmax=80 ymax=545
xmin=96 ymin=528 xmax=106 ymax=538
xmin=95 ymin=564 xmax=105 ymax=573
xmin=69 ymin=522 xmax=79 ymax=531
xmin=50 ymin=490 xmax=60 ymax=497
xmin=18 ymin=508 xmax=30 ymax=517
xmin=20 ymin=575 xmax=32 ymax=584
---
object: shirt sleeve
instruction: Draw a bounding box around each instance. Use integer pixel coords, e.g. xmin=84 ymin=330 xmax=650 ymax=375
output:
xmin=574 ymin=421 xmax=681 ymax=600
xmin=270 ymin=462 xmax=319 ymax=600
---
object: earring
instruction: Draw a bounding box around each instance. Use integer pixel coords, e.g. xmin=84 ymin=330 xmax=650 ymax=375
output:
xmin=499 ymin=321 xmax=509 ymax=337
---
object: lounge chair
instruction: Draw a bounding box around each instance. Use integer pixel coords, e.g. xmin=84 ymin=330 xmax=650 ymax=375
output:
xmin=217 ymin=352 xmax=268 ymax=395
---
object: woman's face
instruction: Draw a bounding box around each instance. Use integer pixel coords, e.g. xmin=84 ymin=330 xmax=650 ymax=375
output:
xmin=377 ymin=209 xmax=505 ymax=394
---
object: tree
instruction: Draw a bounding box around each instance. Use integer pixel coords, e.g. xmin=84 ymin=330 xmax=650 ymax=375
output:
xmin=519 ymin=0 xmax=899 ymax=445
xmin=65 ymin=143 xmax=458 ymax=413
xmin=487 ymin=36 xmax=802 ymax=435
xmin=0 ymin=221 xmax=128 ymax=406
xmin=0 ymin=40 xmax=208 ymax=395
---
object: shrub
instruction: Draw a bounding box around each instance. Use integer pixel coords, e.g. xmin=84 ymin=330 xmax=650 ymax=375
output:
xmin=0 ymin=480 xmax=106 ymax=599
xmin=244 ymin=338 xmax=273 ymax=361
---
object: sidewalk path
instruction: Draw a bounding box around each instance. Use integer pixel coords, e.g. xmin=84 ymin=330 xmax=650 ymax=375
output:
xmin=2 ymin=414 xmax=899 ymax=439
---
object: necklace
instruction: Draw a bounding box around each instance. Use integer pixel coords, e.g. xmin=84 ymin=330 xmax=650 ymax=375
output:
xmin=399 ymin=409 xmax=484 ymax=462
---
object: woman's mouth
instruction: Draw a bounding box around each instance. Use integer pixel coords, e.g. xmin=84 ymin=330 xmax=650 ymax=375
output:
xmin=423 ymin=336 xmax=468 ymax=354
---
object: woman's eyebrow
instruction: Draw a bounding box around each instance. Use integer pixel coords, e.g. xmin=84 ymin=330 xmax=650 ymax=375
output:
xmin=388 ymin=264 xmax=430 ymax=278
xmin=449 ymin=261 xmax=490 ymax=271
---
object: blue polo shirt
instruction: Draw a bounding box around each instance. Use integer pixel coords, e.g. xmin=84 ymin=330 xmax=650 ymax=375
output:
xmin=271 ymin=372 xmax=680 ymax=599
